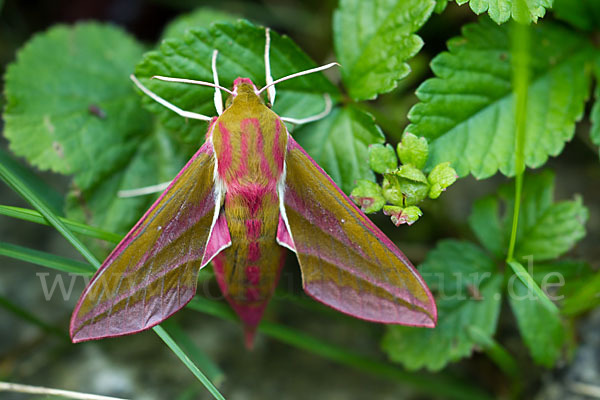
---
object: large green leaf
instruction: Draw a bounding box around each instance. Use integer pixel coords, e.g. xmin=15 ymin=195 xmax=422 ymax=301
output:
xmin=294 ymin=105 xmax=384 ymax=193
xmin=454 ymin=0 xmax=553 ymax=24
xmin=382 ymin=240 xmax=502 ymax=371
xmin=161 ymin=7 xmax=239 ymax=40
xmin=406 ymin=18 xmax=593 ymax=178
xmin=135 ymin=20 xmax=339 ymax=144
xmin=3 ymin=23 xmax=151 ymax=189
xmin=333 ymin=0 xmax=435 ymax=100
xmin=508 ymin=264 xmax=565 ymax=367
xmin=65 ymin=125 xmax=187 ymax=236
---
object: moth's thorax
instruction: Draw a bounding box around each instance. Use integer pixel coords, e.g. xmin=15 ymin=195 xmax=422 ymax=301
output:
xmin=212 ymin=88 xmax=287 ymax=188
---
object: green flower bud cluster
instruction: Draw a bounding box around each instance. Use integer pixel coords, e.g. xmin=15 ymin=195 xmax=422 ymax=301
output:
xmin=350 ymin=133 xmax=457 ymax=226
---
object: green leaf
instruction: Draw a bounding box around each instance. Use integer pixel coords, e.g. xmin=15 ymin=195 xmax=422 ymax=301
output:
xmin=161 ymin=8 xmax=239 ymax=40
xmin=468 ymin=195 xmax=505 ymax=258
xmin=407 ymin=18 xmax=593 ymax=178
xmin=350 ymin=179 xmax=385 ymax=213
xmin=453 ymin=0 xmax=553 ymax=24
xmin=382 ymin=240 xmax=502 ymax=371
xmin=368 ymin=143 xmax=397 ymax=174
xmin=508 ymin=264 xmax=565 ymax=367
xmin=515 ymin=195 xmax=588 ymax=261
xmin=3 ymin=23 xmax=151 ymax=189
xmin=333 ymin=0 xmax=436 ymax=100
xmin=552 ymin=0 xmax=600 ymax=31
xmin=561 ymin=271 xmax=600 ymax=316
xmin=397 ymin=132 xmax=428 ymax=169
xmin=136 ymin=20 xmax=339 ymax=143
xmin=65 ymin=124 xmax=188 ymax=235
xmin=294 ymin=105 xmax=384 ymax=193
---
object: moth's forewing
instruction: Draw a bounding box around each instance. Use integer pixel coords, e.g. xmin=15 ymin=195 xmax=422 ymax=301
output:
xmin=70 ymin=141 xmax=222 ymax=342
xmin=280 ymin=137 xmax=437 ymax=327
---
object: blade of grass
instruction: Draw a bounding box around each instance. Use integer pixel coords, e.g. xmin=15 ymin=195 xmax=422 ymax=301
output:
xmin=506 ymin=4 xmax=530 ymax=264
xmin=187 ymin=297 xmax=492 ymax=400
xmin=0 ymin=241 xmax=94 ymax=274
xmin=0 ymin=205 xmax=122 ymax=243
xmin=0 ymin=158 xmax=226 ymax=400
xmin=0 ymin=294 xmax=67 ymax=338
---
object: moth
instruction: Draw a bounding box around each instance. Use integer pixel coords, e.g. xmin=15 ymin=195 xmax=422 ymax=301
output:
xmin=70 ymin=28 xmax=437 ymax=347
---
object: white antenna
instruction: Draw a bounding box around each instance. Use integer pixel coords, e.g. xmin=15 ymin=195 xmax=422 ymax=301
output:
xmin=258 ymin=62 xmax=339 ymax=95
xmin=151 ymin=76 xmax=234 ymax=95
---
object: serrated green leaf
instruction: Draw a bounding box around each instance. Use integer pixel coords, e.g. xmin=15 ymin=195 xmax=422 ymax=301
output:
xmin=136 ymin=20 xmax=339 ymax=143
xmin=552 ymin=0 xmax=600 ymax=31
xmin=508 ymin=267 xmax=565 ymax=367
xmin=66 ymin=125 xmax=187 ymax=236
xmin=368 ymin=143 xmax=397 ymax=174
xmin=161 ymin=8 xmax=239 ymax=40
xmin=382 ymin=240 xmax=502 ymax=371
xmin=515 ymin=196 xmax=588 ymax=261
xmin=3 ymin=23 xmax=151 ymax=189
xmin=333 ymin=0 xmax=436 ymax=100
xmin=407 ymin=18 xmax=593 ymax=179
xmin=454 ymin=0 xmax=552 ymax=23
xmin=397 ymin=132 xmax=428 ymax=169
xmin=294 ymin=106 xmax=384 ymax=193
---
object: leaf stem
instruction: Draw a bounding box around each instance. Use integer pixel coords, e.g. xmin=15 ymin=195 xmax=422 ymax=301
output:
xmin=506 ymin=17 xmax=530 ymax=263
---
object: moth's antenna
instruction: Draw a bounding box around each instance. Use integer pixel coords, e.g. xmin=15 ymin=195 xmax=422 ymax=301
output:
xmin=212 ymin=50 xmax=224 ymax=115
xmin=151 ymin=76 xmax=234 ymax=95
xmin=130 ymin=74 xmax=212 ymax=121
xmin=280 ymin=93 xmax=332 ymax=125
xmin=264 ymin=28 xmax=276 ymax=106
xmin=257 ymin=62 xmax=340 ymax=95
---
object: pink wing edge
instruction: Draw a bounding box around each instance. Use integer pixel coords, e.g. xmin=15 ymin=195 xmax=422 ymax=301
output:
xmin=70 ymin=119 xmax=230 ymax=342
xmin=276 ymin=136 xmax=438 ymax=328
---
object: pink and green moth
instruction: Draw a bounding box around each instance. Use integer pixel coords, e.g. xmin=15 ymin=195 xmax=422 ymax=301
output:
xmin=70 ymin=28 xmax=437 ymax=348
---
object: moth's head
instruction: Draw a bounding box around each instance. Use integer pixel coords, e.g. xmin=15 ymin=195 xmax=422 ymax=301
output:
xmin=227 ymin=78 xmax=265 ymax=107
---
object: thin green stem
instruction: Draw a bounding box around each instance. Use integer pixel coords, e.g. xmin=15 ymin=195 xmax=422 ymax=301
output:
xmin=0 ymin=241 xmax=95 ymax=274
xmin=0 ymin=205 xmax=122 ymax=243
xmin=506 ymin=17 xmax=530 ymax=263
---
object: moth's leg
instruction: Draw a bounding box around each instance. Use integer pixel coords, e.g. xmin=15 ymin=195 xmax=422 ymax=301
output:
xmin=264 ymin=27 xmax=276 ymax=106
xmin=130 ymin=75 xmax=212 ymax=121
xmin=118 ymin=181 xmax=172 ymax=198
xmin=280 ymin=93 xmax=332 ymax=125
xmin=212 ymin=50 xmax=223 ymax=115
